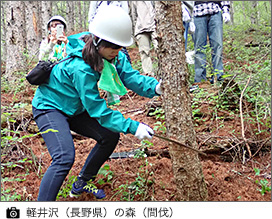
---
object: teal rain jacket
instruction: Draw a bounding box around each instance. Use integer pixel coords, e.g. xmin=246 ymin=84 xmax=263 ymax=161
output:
xmin=32 ymin=32 xmax=159 ymax=135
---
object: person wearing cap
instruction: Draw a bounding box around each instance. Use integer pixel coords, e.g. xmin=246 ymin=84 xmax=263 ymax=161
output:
xmin=31 ymin=5 xmax=163 ymax=201
xmin=39 ymin=15 xmax=69 ymax=61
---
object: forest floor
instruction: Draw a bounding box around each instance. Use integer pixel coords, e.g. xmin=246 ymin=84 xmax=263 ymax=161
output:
xmin=1 ymin=47 xmax=271 ymax=202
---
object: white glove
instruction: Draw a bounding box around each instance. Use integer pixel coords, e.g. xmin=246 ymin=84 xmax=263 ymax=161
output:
xmin=155 ymin=79 xmax=163 ymax=95
xmin=135 ymin=123 xmax=154 ymax=140
xmin=222 ymin=12 xmax=231 ymax=23
xmin=188 ymin=21 xmax=195 ymax=34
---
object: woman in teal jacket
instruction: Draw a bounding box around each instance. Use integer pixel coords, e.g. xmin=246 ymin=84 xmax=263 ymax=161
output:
xmin=32 ymin=5 xmax=162 ymax=201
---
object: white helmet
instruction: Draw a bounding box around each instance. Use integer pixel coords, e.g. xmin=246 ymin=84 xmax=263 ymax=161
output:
xmin=89 ymin=5 xmax=133 ymax=47
xmin=47 ymin=15 xmax=67 ymax=30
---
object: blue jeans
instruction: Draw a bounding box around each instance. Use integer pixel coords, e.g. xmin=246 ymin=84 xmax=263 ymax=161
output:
xmin=32 ymin=107 xmax=120 ymax=201
xmin=194 ymin=12 xmax=223 ymax=83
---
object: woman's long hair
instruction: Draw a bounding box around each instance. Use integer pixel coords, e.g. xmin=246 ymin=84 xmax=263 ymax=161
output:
xmin=82 ymin=34 xmax=122 ymax=72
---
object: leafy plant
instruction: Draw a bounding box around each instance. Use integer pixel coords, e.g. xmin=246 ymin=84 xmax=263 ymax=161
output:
xmin=254 ymin=168 xmax=271 ymax=195
xmin=134 ymin=140 xmax=153 ymax=159
xmin=153 ymin=121 xmax=166 ymax=134
xmin=130 ymin=140 xmax=155 ymax=200
xmin=1 ymin=158 xmax=33 ymax=174
xmin=97 ymin=164 xmax=114 ymax=185
xmin=110 ymin=140 xmax=155 ymax=201
xmin=128 ymin=159 xmax=155 ymax=201
xmin=1 ymin=188 xmax=22 ymax=201
xmin=111 ymin=183 xmax=131 ymax=201
xmin=56 ymin=175 xmax=77 ymax=200
xmin=112 ymin=163 xmax=155 ymax=201
xmin=149 ymin=107 xmax=165 ymax=120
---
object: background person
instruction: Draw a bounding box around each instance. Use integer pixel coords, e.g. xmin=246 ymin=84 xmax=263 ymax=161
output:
xmin=182 ymin=1 xmax=195 ymax=52
xmin=193 ymin=1 xmax=231 ymax=84
xmin=182 ymin=1 xmax=196 ymax=65
xmin=131 ymin=1 xmax=158 ymax=77
xmin=39 ymin=16 xmax=69 ymax=61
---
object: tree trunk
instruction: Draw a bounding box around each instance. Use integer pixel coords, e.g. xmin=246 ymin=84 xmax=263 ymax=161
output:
xmin=250 ymin=1 xmax=259 ymax=25
xmin=52 ymin=1 xmax=59 ymax=16
xmin=24 ymin=1 xmax=41 ymax=60
xmin=155 ymin=1 xmax=207 ymax=201
xmin=66 ymin=1 xmax=75 ymax=33
xmin=230 ymin=1 xmax=234 ymax=25
xmin=77 ymin=1 xmax=83 ymax=31
xmin=242 ymin=2 xmax=246 ymax=20
xmin=1 ymin=1 xmax=7 ymax=62
xmin=5 ymin=1 xmax=27 ymax=79
xmin=83 ymin=1 xmax=87 ymax=30
xmin=83 ymin=1 xmax=90 ymax=31
xmin=40 ymin=1 xmax=52 ymax=39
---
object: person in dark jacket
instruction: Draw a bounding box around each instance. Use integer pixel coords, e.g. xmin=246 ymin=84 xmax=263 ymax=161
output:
xmin=32 ymin=5 xmax=162 ymax=201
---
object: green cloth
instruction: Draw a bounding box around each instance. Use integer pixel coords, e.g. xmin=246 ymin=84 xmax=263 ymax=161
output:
xmin=53 ymin=42 xmax=66 ymax=60
xmin=99 ymin=59 xmax=127 ymax=105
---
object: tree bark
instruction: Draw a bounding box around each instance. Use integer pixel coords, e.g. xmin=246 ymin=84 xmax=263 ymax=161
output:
xmin=242 ymin=2 xmax=246 ymax=20
xmin=83 ymin=1 xmax=90 ymax=31
xmin=5 ymin=1 xmax=27 ymax=78
xmin=40 ymin=1 xmax=52 ymax=39
xmin=1 ymin=1 xmax=7 ymax=61
xmin=24 ymin=1 xmax=41 ymax=59
xmin=230 ymin=1 xmax=234 ymax=25
xmin=83 ymin=1 xmax=87 ymax=30
xmin=77 ymin=1 xmax=83 ymax=31
xmin=66 ymin=1 xmax=75 ymax=33
xmin=155 ymin=1 xmax=207 ymax=201
xmin=250 ymin=1 xmax=259 ymax=25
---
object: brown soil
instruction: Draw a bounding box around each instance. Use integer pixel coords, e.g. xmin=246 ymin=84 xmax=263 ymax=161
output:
xmin=1 ymin=48 xmax=271 ymax=202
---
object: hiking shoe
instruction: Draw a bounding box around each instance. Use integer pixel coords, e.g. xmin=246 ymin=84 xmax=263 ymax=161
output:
xmin=70 ymin=181 xmax=106 ymax=199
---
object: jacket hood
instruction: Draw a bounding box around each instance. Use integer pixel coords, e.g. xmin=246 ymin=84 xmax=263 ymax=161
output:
xmin=66 ymin=32 xmax=91 ymax=57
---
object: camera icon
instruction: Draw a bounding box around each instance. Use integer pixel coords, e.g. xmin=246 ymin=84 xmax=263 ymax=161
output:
xmin=6 ymin=207 xmax=20 ymax=218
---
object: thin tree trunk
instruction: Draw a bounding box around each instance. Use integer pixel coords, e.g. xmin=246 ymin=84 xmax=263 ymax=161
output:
xmin=24 ymin=1 xmax=41 ymax=60
xmin=230 ymin=1 xmax=234 ymax=25
xmin=1 ymin=1 xmax=7 ymax=62
xmin=5 ymin=1 xmax=27 ymax=78
xmin=66 ymin=1 xmax=75 ymax=33
xmin=242 ymin=2 xmax=246 ymax=20
xmin=155 ymin=1 xmax=207 ymax=201
xmin=250 ymin=1 xmax=258 ymax=25
xmin=83 ymin=1 xmax=87 ymax=30
xmin=40 ymin=1 xmax=52 ymax=39
xmin=78 ymin=1 xmax=83 ymax=31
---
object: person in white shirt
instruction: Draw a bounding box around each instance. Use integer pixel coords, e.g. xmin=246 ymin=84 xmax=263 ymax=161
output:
xmin=39 ymin=16 xmax=68 ymax=61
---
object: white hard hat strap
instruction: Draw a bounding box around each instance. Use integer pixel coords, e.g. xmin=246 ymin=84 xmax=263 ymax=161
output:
xmin=91 ymin=33 xmax=102 ymax=49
